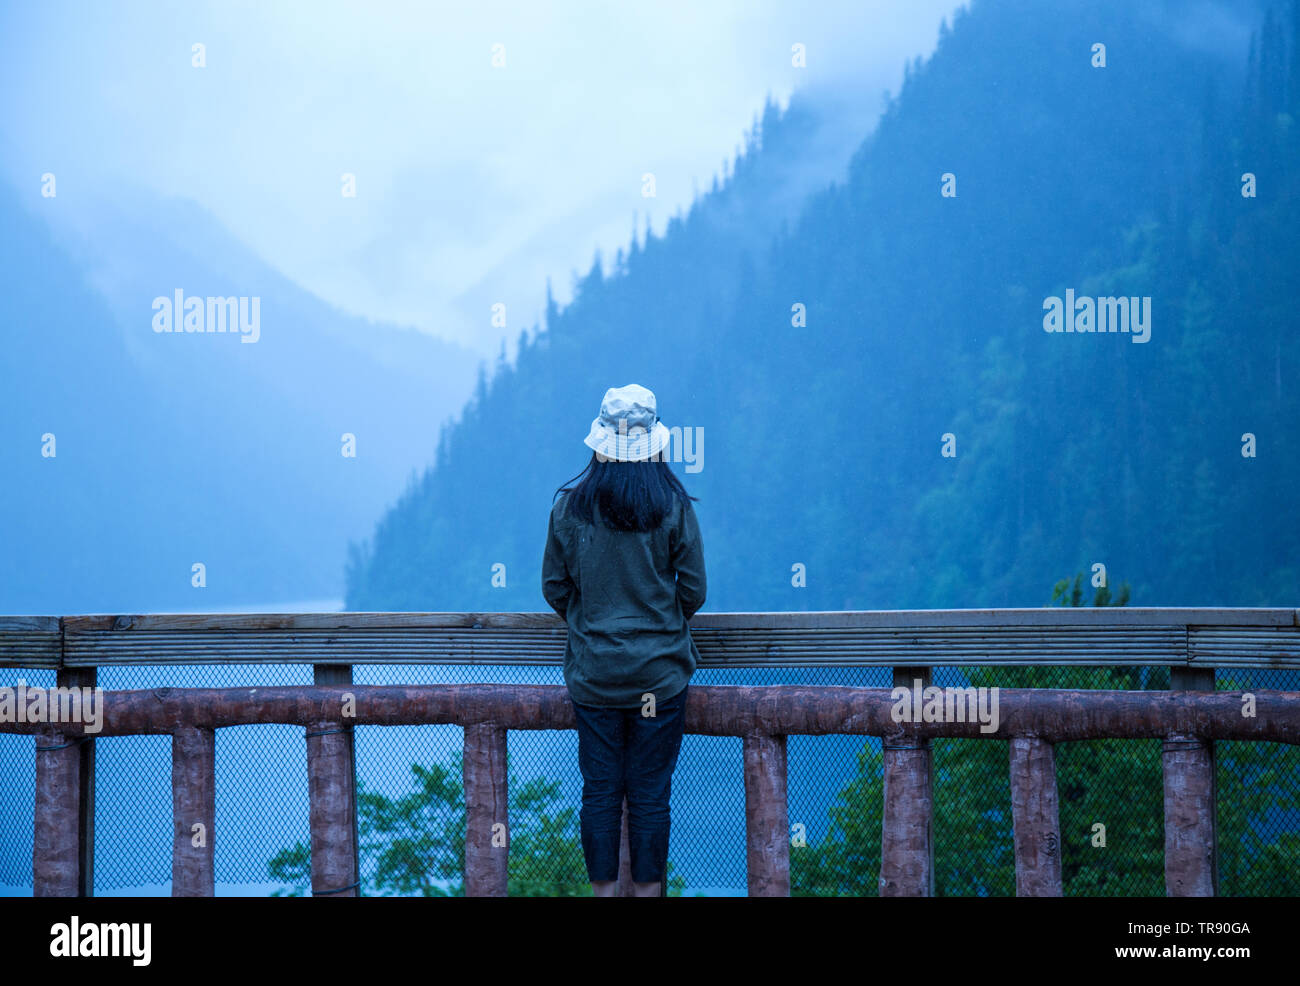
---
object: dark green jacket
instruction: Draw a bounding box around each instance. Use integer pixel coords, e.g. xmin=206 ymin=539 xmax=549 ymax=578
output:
xmin=542 ymin=491 xmax=706 ymax=708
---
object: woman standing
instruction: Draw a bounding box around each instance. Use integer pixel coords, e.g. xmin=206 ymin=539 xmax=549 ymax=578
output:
xmin=542 ymin=384 xmax=706 ymax=897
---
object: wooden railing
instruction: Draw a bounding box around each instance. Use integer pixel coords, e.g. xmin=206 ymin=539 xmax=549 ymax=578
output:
xmin=2 ymin=609 xmax=1298 ymax=897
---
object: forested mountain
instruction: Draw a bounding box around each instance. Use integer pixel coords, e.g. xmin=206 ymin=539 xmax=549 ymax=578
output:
xmin=346 ymin=0 xmax=1298 ymax=613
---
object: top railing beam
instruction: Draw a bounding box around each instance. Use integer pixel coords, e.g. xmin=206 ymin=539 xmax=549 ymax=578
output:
xmin=0 ymin=610 xmax=1296 ymax=670
xmin=49 ymin=608 xmax=1300 ymax=629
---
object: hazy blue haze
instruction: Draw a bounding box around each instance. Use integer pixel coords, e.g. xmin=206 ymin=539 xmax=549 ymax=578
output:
xmin=2 ymin=0 xmax=1295 ymax=895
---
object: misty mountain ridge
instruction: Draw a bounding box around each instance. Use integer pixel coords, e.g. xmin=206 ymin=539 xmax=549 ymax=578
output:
xmin=0 ymin=173 xmax=480 ymax=612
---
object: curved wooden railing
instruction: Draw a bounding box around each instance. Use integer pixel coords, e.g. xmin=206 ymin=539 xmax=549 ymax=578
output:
xmin=2 ymin=609 xmax=1298 ymax=897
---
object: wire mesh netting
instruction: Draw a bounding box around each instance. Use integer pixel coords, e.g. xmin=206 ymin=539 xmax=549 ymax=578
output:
xmin=0 ymin=667 xmax=54 ymax=895
xmin=1 ymin=664 xmax=1296 ymax=896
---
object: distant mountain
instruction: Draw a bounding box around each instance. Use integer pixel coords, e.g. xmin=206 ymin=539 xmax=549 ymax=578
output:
xmin=0 ymin=179 xmax=479 ymax=613
xmin=346 ymin=0 xmax=1298 ymax=613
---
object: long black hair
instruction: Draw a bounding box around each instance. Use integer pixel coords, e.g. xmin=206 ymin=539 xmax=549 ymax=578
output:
xmin=554 ymin=452 xmax=698 ymax=532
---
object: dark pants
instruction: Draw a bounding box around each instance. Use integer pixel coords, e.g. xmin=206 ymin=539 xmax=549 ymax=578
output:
xmin=571 ymin=684 xmax=689 ymax=884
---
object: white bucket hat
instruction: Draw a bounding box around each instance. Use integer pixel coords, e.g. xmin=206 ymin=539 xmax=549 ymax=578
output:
xmin=583 ymin=384 xmax=672 ymax=461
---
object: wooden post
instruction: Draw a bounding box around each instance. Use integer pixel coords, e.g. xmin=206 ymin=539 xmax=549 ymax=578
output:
xmin=33 ymin=667 xmax=97 ymax=897
xmin=880 ymin=666 xmax=934 ymax=896
xmin=462 ymin=723 xmax=509 ymax=896
xmin=1009 ymin=737 xmax=1063 ymax=896
xmin=33 ymin=726 xmax=82 ymax=896
xmin=307 ymin=665 xmax=359 ymax=897
xmin=171 ymin=726 xmax=216 ymax=896
xmin=1165 ymin=666 xmax=1217 ymax=897
xmin=1164 ymin=667 xmax=1217 ymax=897
xmin=744 ymin=733 xmax=790 ymax=896
xmin=1163 ymin=735 xmax=1217 ymax=896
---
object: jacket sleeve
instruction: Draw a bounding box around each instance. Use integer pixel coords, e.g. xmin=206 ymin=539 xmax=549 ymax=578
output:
xmin=671 ymin=497 xmax=707 ymax=620
xmin=541 ymin=504 xmax=575 ymax=618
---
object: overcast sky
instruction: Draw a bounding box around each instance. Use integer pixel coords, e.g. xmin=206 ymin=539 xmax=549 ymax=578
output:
xmin=0 ymin=0 xmax=966 ymax=357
